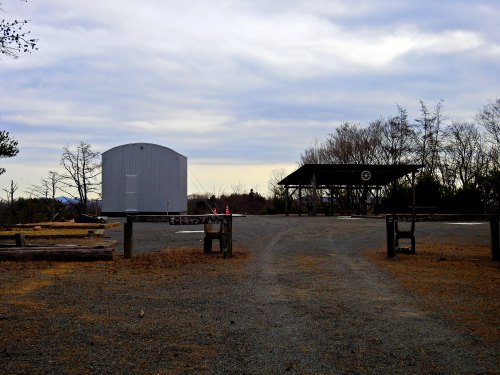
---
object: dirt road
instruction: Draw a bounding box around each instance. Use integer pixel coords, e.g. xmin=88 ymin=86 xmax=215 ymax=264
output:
xmin=1 ymin=215 xmax=497 ymax=374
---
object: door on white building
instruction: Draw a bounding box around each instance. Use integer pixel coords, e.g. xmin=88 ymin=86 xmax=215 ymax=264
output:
xmin=125 ymin=174 xmax=138 ymax=212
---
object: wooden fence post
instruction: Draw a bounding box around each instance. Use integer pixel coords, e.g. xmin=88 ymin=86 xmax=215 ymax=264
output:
xmin=386 ymin=215 xmax=396 ymax=258
xmin=15 ymin=233 xmax=26 ymax=247
xmin=225 ymin=216 xmax=233 ymax=258
xmin=124 ymin=218 xmax=133 ymax=259
xmin=491 ymin=215 xmax=499 ymax=261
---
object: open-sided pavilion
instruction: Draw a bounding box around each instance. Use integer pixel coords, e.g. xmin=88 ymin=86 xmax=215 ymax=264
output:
xmin=278 ymin=164 xmax=423 ymax=215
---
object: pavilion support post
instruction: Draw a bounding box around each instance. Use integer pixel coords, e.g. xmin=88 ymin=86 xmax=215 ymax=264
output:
xmin=298 ymin=187 xmax=302 ymax=216
xmin=346 ymin=186 xmax=351 ymax=216
xmin=285 ymin=186 xmax=289 ymax=216
xmin=329 ymin=187 xmax=333 ymax=216
xmin=312 ymin=173 xmax=317 ymax=216
xmin=362 ymin=186 xmax=368 ymax=215
xmin=375 ymin=186 xmax=380 ymax=215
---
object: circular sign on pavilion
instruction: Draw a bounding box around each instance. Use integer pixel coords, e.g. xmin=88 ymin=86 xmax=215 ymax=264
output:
xmin=361 ymin=170 xmax=371 ymax=181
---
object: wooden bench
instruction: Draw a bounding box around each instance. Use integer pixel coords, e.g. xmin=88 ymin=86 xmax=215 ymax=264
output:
xmin=394 ymin=219 xmax=416 ymax=254
xmin=124 ymin=214 xmax=233 ymax=259
xmin=203 ymin=223 xmax=225 ymax=253
xmin=386 ymin=214 xmax=500 ymax=260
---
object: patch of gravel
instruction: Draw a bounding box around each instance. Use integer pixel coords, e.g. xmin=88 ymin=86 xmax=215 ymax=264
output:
xmin=1 ymin=215 xmax=497 ymax=374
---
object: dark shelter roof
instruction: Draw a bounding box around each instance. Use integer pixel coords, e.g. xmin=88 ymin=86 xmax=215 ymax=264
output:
xmin=278 ymin=164 xmax=423 ymax=188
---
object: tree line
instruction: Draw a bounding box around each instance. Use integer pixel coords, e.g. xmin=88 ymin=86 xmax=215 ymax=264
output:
xmin=299 ymin=99 xmax=500 ymax=214
xmin=0 ymin=142 xmax=101 ymax=225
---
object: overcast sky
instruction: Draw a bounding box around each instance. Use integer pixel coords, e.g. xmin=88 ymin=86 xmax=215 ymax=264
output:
xmin=1 ymin=0 xmax=499 ymax=197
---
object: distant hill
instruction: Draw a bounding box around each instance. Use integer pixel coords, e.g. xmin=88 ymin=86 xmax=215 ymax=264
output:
xmin=56 ymin=197 xmax=79 ymax=204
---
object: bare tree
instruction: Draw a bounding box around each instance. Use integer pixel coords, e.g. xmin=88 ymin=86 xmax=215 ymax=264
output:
xmin=3 ymin=179 xmax=17 ymax=214
xmin=267 ymin=168 xmax=288 ymax=199
xmin=437 ymin=151 xmax=458 ymax=195
xmin=414 ymin=100 xmax=445 ymax=176
xmin=444 ymin=121 xmax=488 ymax=188
xmin=26 ymin=171 xmax=64 ymax=219
xmin=476 ymin=98 xmax=500 ymax=168
xmin=300 ymin=138 xmax=323 ymax=164
xmin=1 ymin=1 xmax=37 ymax=58
xmin=317 ymin=122 xmax=382 ymax=164
xmin=379 ymin=106 xmax=417 ymax=165
xmin=230 ymin=182 xmax=246 ymax=195
xmin=60 ymin=142 xmax=101 ymax=214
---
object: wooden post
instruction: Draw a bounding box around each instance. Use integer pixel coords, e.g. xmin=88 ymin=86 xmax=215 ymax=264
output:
xmin=346 ymin=187 xmax=351 ymax=216
xmin=298 ymin=187 xmax=302 ymax=217
xmin=203 ymin=235 xmax=212 ymax=253
xmin=228 ymin=215 xmax=233 ymax=257
xmin=491 ymin=215 xmax=499 ymax=261
xmin=285 ymin=186 xmax=289 ymax=216
xmin=386 ymin=215 xmax=396 ymax=258
xmin=124 ymin=217 xmax=133 ymax=259
xmin=362 ymin=186 xmax=368 ymax=215
xmin=312 ymin=173 xmax=317 ymax=216
xmin=15 ymin=233 xmax=26 ymax=247
xmin=329 ymin=187 xmax=333 ymax=216
xmin=411 ymin=171 xmax=416 ymax=216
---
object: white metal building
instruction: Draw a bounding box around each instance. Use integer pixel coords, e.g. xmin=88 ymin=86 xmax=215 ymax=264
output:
xmin=101 ymin=143 xmax=187 ymax=215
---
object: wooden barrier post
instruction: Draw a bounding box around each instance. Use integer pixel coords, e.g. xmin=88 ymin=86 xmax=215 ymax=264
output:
xmin=491 ymin=215 xmax=499 ymax=261
xmin=386 ymin=215 xmax=396 ymax=258
xmin=15 ymin=233 xmax=26 ymax=247
xmin=223 ymin=215 xmax=233 ymax=259
xmin=124 ymin=217 xmax=133 ymax=259
xmin=227 ymin=216 xmax=233 ymax=258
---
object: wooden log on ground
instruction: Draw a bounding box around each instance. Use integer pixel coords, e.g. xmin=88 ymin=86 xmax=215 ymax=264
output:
xmin=0 ymin=246 xmax=114 ymax=261
xmin=5 ymin=222 xmax=121 ymax=229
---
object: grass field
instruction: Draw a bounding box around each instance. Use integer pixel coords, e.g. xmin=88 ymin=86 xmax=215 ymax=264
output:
xmin=366 ymin=244 xmax=500 ymax=343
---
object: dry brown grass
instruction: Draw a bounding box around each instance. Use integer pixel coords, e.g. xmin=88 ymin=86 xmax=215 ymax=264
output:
xmin=0 ymin=245 xmax=250 ymax=374
xmin=366 ymin=243 xmax=500 ymax=343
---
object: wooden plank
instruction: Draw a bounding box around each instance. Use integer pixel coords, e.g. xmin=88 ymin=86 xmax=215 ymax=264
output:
xmin=0 ymin=247 xmax=114 ymax=261
xmin=127 ymin=214 xmax=231 ymax=224
xmin=127 ymin=215 xmax=171 ymax=223
xmin=394 ymin=214 xmax=491 ymax=222
xmin=5 ymin=222 xmax=120 ymax=229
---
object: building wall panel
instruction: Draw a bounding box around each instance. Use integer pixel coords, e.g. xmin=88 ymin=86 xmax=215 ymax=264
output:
xmin=102 ymin=143 xmax=187 ymax=215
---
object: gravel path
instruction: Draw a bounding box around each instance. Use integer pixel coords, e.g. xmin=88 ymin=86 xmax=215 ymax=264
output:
xmin=103 ymin=215 xmax=497 ymax=374
xmin=1 ymin=215 xmax=497 ymax=374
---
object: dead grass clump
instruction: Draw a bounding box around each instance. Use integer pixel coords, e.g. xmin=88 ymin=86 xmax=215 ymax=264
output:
xmin=126 ymin=248 xmax=225 ymax=269
xmin=366 ymin=243 xmax=500 ymax=343
xmin=113 ymin=247 xmax=249 ymax=271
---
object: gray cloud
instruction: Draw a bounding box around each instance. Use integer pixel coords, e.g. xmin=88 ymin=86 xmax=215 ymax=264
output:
xmin=1 ymin=0 xmax=499 ymax=195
